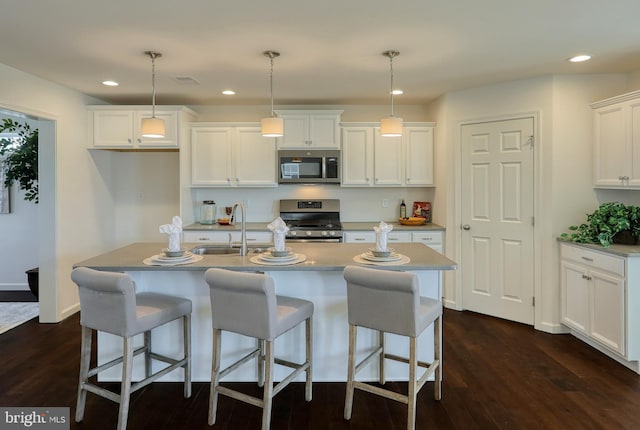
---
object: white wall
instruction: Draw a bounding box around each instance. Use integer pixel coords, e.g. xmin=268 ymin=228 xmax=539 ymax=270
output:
xmin=428 ymin=74 xmax=629 ymax=332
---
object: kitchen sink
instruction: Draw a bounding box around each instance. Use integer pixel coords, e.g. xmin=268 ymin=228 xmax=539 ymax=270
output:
xmin=190 ymin=245 xmax=268 ymax=255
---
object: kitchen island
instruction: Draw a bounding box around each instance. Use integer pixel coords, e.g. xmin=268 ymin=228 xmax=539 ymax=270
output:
xmin=75 ymin=242 xmax=456 ymax=382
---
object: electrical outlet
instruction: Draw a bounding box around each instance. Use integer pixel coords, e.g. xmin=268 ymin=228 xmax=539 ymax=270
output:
xmin=382 ymin=199 xmax=389 ymax=208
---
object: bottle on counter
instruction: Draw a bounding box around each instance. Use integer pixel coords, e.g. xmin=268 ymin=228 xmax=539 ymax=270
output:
xmin=400 ymin=199 xmax=407 ymax=219
xmin=200 ymin=200 xmax=216 ymax=224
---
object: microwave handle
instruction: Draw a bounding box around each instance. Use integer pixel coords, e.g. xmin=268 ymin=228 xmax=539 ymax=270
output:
xmin=322 ymin=156 xmax=327 ymax=179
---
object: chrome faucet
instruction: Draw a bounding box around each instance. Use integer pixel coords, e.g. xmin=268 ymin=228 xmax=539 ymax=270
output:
xmin=230 ymin=202 xmax=247 ymax=256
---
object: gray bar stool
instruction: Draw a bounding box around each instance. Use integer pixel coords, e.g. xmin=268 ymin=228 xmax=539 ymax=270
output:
xmin=204 ymin=268 xmax=313 ymax=430
xmin=343 ymin=265 xmax=442 ymax=430
xmin=71 ymin=267 xmax=192 ymax=430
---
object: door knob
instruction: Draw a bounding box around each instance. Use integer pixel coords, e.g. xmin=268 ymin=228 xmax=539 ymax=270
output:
xmin=462 ymin=224 xmax=471 ymax=230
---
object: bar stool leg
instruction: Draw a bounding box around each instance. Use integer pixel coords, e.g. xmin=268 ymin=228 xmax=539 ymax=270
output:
xmin=208 ymin=328 xmax=222 ymax=426
xmin=434 ymin=314 xmax=442 ymax=400
xmin=117 ymin=337 xmax=135 ymax=430
xmin=144 ymin=331 xmax=152 ymax=378
xmin=407 ymin=337 xmax=417 ymax=430
xmin=344 ymin=324 xmax=357 ymax=420
xmin=305 ymin=317 xmax=313 ymax=401
xmin=183 ymin=314 xmax=192 ymax=398
xmin=379 ymin=330 xmax=386 ymax=385
xmin=261 ymin=340 xmax=274 ymax=430
xmin=257 ymin=339 xmax=265 ymax=387
xmin=75 ymin=326 xmax=92 ymax=422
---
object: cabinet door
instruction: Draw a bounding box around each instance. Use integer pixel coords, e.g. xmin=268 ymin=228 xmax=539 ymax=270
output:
xmin=341 ymin=127 xmax=373 ymax=186
xmin=278 ymin=114 xmax=309 ymax=148
xmin=92 ymin=111 xmax=134 ymax=148
xmin=191 ymin=127 xmax=233 ymax=186
xmin=343 ymin=231 xmax=375 ymax=243
xmin=233 ymin=127 xmax=277 ymax=187
xmin=308 ymin=114 xmax=339 ymax=148
xmin=560 ymin=260 xmax=589 ymax=334
xmin=404 ymin=127 xmax=434 ymax=186
xmin=593 ymin=104 xmax=627 ymax=187
xmin=412 ymin=232 xmax=443 ymax=246
xmin=373 ymin=129 xmax=403 ymax=186
xmin=628 ymin=100 xmax=640 ymax=187
xmin=590 ymin=269 xmax=626 ymax=355
xmin=387 ymin=232 xmax=411 ymax=243
xmin=135 ymin=111 xmax=179 ymax=147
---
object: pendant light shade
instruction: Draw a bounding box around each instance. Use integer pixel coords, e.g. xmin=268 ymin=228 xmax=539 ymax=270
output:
xmin=141 ymin=51 xmax=166 ymax=138
xmin=380 ymin=50 xmax=403 ymax=137
xmin=261 ymin=50 xmax=283 ymax=137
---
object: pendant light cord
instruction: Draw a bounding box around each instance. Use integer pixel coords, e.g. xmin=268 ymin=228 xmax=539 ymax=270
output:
xmin=389 ymin=55 xmax=395 ymax=117
xmin=145 ymin=51 xmax=162 ymax=119
xmin=269 ymin=55 xmax=275 ymax=117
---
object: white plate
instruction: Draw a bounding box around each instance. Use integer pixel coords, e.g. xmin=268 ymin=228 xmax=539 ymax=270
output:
xmin=353 ymin=254 xmax=410 ymax=266
xmin=152 ymin=252 xmax=194 ymax=263
xmin=143 ymin=254 xmax=204 ymax=266
xmin=250 ymin=253 xmax=307 ymax=266
xmin=259 ymin=252 xmax=297 ymax=262
xmin=360 ymin=252 xmax=403 ymax=262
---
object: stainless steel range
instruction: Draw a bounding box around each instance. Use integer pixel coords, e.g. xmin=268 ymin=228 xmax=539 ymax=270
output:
xmin=279 ymin=199 xmax=343 ymax=242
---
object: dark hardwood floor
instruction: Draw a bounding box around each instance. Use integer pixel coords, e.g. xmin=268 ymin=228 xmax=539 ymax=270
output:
xmin=1 ymin=309 xmax=639 ymax=429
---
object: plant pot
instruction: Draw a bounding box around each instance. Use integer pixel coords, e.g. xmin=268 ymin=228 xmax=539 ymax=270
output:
xmin=612 ymin=230 xmax=639 ymax=245
xmin=25 ymin=267 xmax=38 ymax=299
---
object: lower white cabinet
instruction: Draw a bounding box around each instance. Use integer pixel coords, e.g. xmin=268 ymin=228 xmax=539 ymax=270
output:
xmin=343 ymin=230 xmax=443 ymax=252
xmin=183 ymin=231 xmax=272 ymax=245
xmin=559 ymin=242 xmax=639 ymax=367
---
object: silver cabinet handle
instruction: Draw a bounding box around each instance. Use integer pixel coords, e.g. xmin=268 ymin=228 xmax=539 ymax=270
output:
xmin=581 ymin=256 xmax=594 ymax=262
xmin=462 ymin=224 xmax=471 ymax=230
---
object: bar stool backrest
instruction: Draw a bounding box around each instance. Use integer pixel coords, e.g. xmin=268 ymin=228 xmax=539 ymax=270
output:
xmin=205 ymin=268 xmax=278 ymax=340
xmin=71 ymin=267 xmax=138 ymax=337
xmin=343 ymin=266 xmax=421 ymax=337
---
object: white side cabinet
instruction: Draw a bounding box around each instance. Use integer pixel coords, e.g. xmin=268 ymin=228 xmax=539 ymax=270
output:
xmin=559 ymin=242 xmax=640 ymax=371
xmin=343 ymin=229 xmax=443 ymax=253
xmin=591 ymin=91 xmax=640 ymax=188
xmin=183 ymin=231 xmax=272 ymax=245
xmin=275 ymin=110 xmax=343 ymax=149
xmin=88 ymin=106 xmax=196 ymax=149
xmin=190 ymin=125 xmax=277 ymax=187
xmin=341 ymin=123 xmax=435 ymax=187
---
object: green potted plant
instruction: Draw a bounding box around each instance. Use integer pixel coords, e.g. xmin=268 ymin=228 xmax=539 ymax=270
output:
xmin=0 ymin=118 xmax=38 ymax=203
xmin=0 ymin=118 xmax=39 ymax=298
xmin=561 ymin=202 xmax=640 ymax=247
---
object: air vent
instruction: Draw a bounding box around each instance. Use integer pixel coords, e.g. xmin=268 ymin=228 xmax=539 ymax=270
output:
xmin=172 ymin=76 xmax=200 ymax=85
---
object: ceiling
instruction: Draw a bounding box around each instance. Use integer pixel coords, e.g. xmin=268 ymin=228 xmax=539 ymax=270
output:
xmin=3 ymin=0 xmax=640 ymax=106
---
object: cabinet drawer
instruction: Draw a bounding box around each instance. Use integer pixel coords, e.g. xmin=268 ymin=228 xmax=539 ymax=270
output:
xmin=412 ymin=232 xmax=443 ymax=245
xmin=560 ymin=244 xmax=625 ymax=276
xmin=387 ymin=232 xmax=411 ymax=242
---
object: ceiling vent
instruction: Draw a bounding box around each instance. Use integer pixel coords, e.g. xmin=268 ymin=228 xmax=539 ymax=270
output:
xmin=172 ymin=76 xmax=200 ymax=85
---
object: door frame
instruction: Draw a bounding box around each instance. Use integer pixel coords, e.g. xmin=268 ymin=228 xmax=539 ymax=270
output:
xmin=453 ymin=111 xmax=541 ymax=326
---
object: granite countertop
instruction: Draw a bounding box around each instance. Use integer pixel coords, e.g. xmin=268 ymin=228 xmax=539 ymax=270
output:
xmin=557 ymin=237 xmax=640 ymax=257
xmin=74 ymin=242 xmax=457 ymax=272
xmin=184 ymin=222 xmax=445 ymax=232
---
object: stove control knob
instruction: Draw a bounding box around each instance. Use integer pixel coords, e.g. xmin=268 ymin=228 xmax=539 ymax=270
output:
xmin=322 ymin=231 xmax=328 ymax=236
xmin=329 ymin=231 xmax=336 ymax=236
xmin=306 ymin=231 xmax=313 ymax=236
xmin=291 ymin=231 xmax=297 ymax=236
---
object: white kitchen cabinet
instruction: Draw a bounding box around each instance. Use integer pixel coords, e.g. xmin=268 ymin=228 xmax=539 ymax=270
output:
xmin=559 ymin=242 xmax=640 ymax=368
xmin=183 ymin=230 xmax=272 ymax=245
xmin=275 ymin=110 xmax=342 ymax=149
xmin=591 ymin=91 xmax=640 ymax=188
xmin=343 ymin=229 xmax=443 ymax=253
xmin=341 ymin=123 xmax=435 ymax=187
xmin=190 ymin=125 xmax=277 ymax=187
xmin=88 ymin=106 xmax=195 ymax=149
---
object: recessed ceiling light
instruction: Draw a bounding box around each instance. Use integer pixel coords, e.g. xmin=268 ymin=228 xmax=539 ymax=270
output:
xmin=391 ymin=89 xmax=403 ymax=95
xmin=222 ymin=90 xmax=236 ymax=95
xmin=569 ymin=55 xmax=591 ymax=63
xmin=102 ymin=80 xmax=119 ymax=86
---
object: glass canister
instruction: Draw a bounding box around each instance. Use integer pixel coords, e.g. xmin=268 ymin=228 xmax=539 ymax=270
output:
xmin=200 ymin=200 xmax=216 ymax=225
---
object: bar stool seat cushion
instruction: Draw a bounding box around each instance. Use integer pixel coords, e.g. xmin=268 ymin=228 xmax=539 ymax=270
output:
xmin=134 ymin=293 xmax=193 ymax=337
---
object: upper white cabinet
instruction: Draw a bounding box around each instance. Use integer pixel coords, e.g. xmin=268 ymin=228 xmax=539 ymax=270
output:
xmin=275 ymin=110 xmax=343 ymax=149
xmin=190 ymin=124 xmax=277 ymax=187
xmin=88 ymin=106 xmax=196 ymax=149
xmin=341 ymin=123 xmax=435 ymax=187
xmin=591 ymin=91 xmax=640 ymax=188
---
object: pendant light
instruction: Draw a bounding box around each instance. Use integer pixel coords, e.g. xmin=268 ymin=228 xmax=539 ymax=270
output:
xmin=261 ymin=50 xmax=284 ymax=137
xmin=141 ymin=51 xmax=166 ymax=138
xmin=380 ymin=50 xmax=403 ymax=137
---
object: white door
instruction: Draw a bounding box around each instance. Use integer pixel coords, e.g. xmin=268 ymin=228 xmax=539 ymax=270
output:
xmin=460 ymin=117 xmax=535 ymax=324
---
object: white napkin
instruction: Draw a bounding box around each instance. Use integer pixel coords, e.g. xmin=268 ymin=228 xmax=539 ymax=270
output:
xmin=373 ymin=221 xmax=393 ymax=251
xmin=268 ymin=217 xmax=290 ymax=251
xmin=159 ymin=216 xmax=183 ymax=251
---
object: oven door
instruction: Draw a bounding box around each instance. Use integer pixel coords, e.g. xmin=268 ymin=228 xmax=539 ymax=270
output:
xmin=286 ymin=237 xmax=342 ymax=243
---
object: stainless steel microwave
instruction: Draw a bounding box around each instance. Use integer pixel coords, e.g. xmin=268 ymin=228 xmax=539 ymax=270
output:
xmin=277 ymin=150 xmax=340 ymax=184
